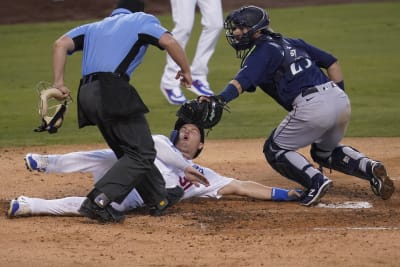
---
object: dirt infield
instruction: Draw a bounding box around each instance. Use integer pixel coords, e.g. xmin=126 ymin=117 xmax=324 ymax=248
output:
xmin=0 ymin=138 xmax=399 ymax=266
xmin=2 ymin=0 xmax=398 ymax=266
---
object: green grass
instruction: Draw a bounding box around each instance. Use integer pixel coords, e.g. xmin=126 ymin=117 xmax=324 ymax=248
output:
xmin=0 ymin=2 xmax=399 ymax=147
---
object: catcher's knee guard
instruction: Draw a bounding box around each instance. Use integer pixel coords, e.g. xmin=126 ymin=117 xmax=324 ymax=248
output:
xmin=264 ymin=134 xmax=318 ymax=188
xmin=310 ymin=144 xmax=374 ymax=180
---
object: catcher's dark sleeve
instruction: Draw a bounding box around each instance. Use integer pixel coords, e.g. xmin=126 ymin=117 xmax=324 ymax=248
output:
xmin=218 ymin=83 xmax=239 ymax=103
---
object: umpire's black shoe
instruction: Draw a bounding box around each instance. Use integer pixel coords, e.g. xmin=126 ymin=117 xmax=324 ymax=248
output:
xmin=78 ymin=198 xmax=125 ymax=223
xmin=149 ymin=186 xmax=184 ymax=216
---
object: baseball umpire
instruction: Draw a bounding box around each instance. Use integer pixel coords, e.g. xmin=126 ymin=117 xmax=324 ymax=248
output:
xmin=50 ymin=0 xmax=209 ymax=223
xmin=195 ymin=5 xmax=395 ymax=206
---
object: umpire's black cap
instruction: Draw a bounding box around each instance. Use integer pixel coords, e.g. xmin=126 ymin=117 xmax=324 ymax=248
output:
xmin=116 ymin=0 xmax=144 ymax=12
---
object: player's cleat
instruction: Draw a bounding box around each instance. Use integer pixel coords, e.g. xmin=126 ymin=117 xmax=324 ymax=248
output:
xmin=300 ymin=176 xmax=333 ymax=206
xmin=78 ymin=198 xmax=125 ymax=224
xmin=370 ymin=162 xmax=395 ymax=200
xmin=7 ymin=196 xmax=32 ymax=218
xmin=160 ymin=84 xmax=187 ymax=105
xmin=24 ymin=153 xmax=48 ymax=172
xmin=188 ymin=80 xmax=214 ymax=96
xmin=149 ymin=186 xmax=184 ymax=216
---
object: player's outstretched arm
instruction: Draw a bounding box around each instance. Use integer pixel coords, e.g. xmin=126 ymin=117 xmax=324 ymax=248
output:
xmin=217 ymin=179 xmax=302 ymax=201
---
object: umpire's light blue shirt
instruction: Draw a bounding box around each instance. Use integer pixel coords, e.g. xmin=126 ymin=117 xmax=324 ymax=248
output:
xmin=66 ymin=8 xmax=168 ymax=77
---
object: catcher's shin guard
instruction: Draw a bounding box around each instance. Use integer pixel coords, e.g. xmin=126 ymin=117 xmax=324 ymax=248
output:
xmin=310 ymin=144 xmax=374 ymax=180
xmin=264 ymin=135 xmax=319 ymax=189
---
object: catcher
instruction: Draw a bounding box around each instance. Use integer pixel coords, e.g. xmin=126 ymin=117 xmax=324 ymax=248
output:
xmin=8 ymin=119 xmax=302 ymax=218
xmin=176 ymin=5 xmax=395 ymax=206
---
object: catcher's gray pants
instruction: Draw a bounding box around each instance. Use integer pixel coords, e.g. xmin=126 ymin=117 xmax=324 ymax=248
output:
xmin=275 ymin=82 xmax=350 ymax=151
xmin=266 ymin=82 xmax=351 ymax=187
xmin=77 ymin=80 xmax=167 ymax=207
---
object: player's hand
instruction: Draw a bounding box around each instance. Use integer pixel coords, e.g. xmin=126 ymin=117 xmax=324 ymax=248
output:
xmin=176 ymin=70 xmax=192 ymax=89
xmin=197 ymin=95 xmax=210 ymax=103
xmin=288 ymin=189 xmax=304 ymax=201
xmin=184 ymin=165 xmax=210 ymax=187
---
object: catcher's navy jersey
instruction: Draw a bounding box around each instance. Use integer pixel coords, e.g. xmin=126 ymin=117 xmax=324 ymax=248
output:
xmin=235 ymin=36 xmax=337 ymax=111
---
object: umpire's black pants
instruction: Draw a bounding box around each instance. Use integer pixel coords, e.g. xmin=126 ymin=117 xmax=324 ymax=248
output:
xmin=77 ymin=79 xmax=167 ymax=207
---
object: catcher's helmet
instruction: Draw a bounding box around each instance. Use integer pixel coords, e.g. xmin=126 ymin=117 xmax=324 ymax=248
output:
xmin=170 ymin=118 xmax=205 ymax=159
xmin=224 ymin=5 xmax=270 ymax=58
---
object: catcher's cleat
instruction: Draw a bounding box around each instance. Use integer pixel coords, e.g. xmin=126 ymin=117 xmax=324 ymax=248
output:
xmin=78 ymin=198 xmax=125 ymax=224
xmin=24 ymin=153 xmax=48 ymax=172
xmin=300 ymin=176 xmax=333 ymax=207
xmin=370 ymin=162 xmax=395 ymax=200
xmin=188 ymin=80 xmax=214 ymax=96
xmin=160 ymin=84 xmax=187 ymax=105
xmin=149 ymin=186 xmax=184 ymax=216
xmin=7 ymin=196 xmax=32 ymax=218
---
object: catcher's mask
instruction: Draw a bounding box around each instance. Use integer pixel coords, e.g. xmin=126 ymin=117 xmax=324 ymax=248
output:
xmin=224 ymin=5 xmax=270 ymax=58
xmin=170 ymin=118 xmax=205 ymax=159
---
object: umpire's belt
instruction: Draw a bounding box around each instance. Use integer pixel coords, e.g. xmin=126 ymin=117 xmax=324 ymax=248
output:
xmin=81 ymin=72 xmax=130 ymax=85
xmin=301 ymin=81 xmax=336 ymax=97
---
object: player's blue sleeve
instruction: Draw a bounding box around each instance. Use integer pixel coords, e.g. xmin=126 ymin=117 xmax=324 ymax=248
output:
xmin=271 ymin=187 xmax=301 ymax=201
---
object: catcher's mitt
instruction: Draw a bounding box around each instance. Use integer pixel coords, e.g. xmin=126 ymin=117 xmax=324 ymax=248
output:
xmin=34 ymin=81 xmax=72 ymax=134
xmin=176 ymin=96 xmax=229 ymax=129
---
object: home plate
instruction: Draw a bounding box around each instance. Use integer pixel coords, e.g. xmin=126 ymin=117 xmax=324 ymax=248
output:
xmin=317 ymin=201 xmax=372 ymax=209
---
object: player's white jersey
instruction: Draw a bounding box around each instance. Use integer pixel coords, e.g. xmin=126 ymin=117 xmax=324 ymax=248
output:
xmin=41 ymin=134 xmax=233 ymax=212
xmin=153 ymin=135 xmax=233 ymax=199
